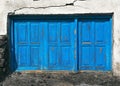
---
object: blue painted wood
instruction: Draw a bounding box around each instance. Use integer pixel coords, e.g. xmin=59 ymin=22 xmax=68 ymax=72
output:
xmin=74 ymin=19 xmax=78 ymax=72
xmin=12 ymin=19 xmax=76 ymax=71
xmin=46 ymin=20 xmax=76 ymax=70
xmin=78 ymin=18 xmax=112 ymax=71
xmin=10 ymin=20 xmax=15 ymax=71
xmin=10 ymin=15 xmax=112 ymax=72
xmin=78 ymin=20 xmax=94 ymax=70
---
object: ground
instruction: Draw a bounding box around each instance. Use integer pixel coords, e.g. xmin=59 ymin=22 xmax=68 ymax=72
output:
xmin=0 ymin=72 xmax=120 ymax=86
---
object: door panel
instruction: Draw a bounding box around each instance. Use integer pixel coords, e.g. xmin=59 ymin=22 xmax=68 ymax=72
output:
xmin=47 ymin=21 xmax=76 ymax=70
xmin=79 ymin=21 xmax=94 ymax=70
xmin=48 ymin=46 xmax=58 ymax=67
xmin=14 ymin=21 xmax=43 ymax=70
xmin=47 ymin=22 xmax=59 ymax=69
xmin=16 ymin=23 xmax=28 ymax=44
xmin=14 ymin=22 xmax=30 ymax=70
xmin=95 ymin=23 xmax=105 ymax=42
xmin=61 ymin=46 xmax=71 ymax=66
xmin=81 ymin=22 xmax=93 ymax=42
xmin=12 ymin=19 xmax=76 ymax=71
xmin=59 ymin=22 xmax=75 ymax=69
xmin=30 ymin=22 xmax=43 ymax=68
xmin=30 ymin=46 xmax=40 ymax=66
xmin=60 ymin=23 xmax=71 ymax=42
xmin=94 ymin=20 xmax=107 ymax=70
xmin=30 ymin=23 xmax=41 ymax=43
xmin=95 ymin=47 xmax=106 ymax=69
xmin=80 ymin=47 xmax=94 ymax=69
xmin=78 ymin=18 xmax=112 ymax=71
xmin=17 ymin=46 xmax=29 ymax=66
xmin=48 ymin=23 xmax=58 ymax=43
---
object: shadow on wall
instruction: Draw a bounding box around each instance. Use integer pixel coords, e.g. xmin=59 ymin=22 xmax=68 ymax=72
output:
xmin=0 ymin=35 xmax=18 ymax=83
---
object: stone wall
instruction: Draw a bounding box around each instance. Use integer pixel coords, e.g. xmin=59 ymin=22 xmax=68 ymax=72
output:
xmin=0 ymin=35 xmax=8 ymax=74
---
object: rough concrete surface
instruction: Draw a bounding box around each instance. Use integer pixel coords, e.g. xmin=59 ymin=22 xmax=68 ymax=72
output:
xmin=0 ymin=72 xmax=120 ymax=86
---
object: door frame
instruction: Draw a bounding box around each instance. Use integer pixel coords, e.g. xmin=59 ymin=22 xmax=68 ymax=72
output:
xmin=8 ymin=14 xmax=113 ymax=72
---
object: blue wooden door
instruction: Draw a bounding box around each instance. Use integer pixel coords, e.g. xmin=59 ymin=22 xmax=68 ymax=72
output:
xmin=44 ymin=20 xmax=77 ymax=70
xmin=10 ymin=16 xmax=112 ymax=72
xmin=14 ymin=21 xmax=44 ymax=70
xmin=12 ymin=19 xmax=77 ymax=71
xmin=78 ymin=18 xmax=112 ymax=71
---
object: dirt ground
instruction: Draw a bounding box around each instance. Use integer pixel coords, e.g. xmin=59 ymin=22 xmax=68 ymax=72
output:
xmin=0 ymin=72 xmax=120 ymax=86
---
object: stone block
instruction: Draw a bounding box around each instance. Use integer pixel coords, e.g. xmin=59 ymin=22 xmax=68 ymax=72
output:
xmin=0 ymin=48 xmax=4 ymax=53
xmin=0 ymin=59 xmax=5 ymax=67
xmin=0 ymin=54 xmax=3 ymax=59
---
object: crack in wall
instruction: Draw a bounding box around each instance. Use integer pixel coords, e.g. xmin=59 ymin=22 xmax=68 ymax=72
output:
xmin=33 ymin=0 xmax=86 ymax=1
xmin=10 ymin=0 xmax=88 ymax=14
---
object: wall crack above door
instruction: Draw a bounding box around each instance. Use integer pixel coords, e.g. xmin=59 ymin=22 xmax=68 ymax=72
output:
xmin=8 ymin=0 xmax=89 ymax=15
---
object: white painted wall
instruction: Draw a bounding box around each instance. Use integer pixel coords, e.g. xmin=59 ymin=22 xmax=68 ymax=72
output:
xmin=1 ymin=0 xmax=120 ymax=76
